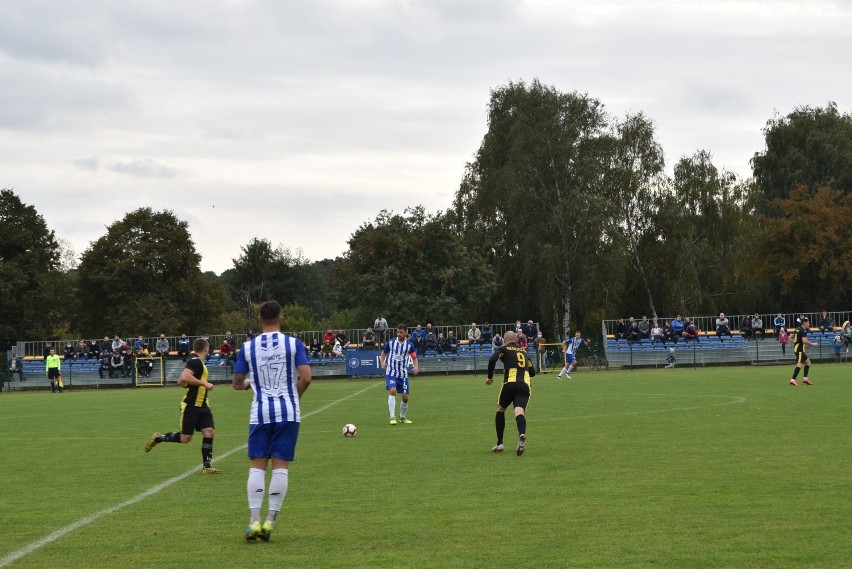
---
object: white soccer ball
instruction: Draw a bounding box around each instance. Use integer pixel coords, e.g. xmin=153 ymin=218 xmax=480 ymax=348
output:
xmin=342 ymin=423 xmax=357 ymax=437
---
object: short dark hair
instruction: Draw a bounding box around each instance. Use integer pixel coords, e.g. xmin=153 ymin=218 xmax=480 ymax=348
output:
xmin=801 ymin=317 xmax=809 ymax=322
xmin=193 ymin=338 xmax=209 ymax=352
xmin=396 ymin=323 xmax=408 ymax=331
xmin=259 ymin=300 xmax=282 ymax=324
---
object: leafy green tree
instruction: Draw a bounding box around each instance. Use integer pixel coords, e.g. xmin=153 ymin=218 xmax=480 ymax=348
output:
xmin=334 ymin=206 xmax=496 ymax=326
xmin=225 ymin=238 xmax=331 ymax=321
xmin=0 ymin=189 xmax=75 ymax=345
xmin=75 ymin=208 xmax=225 ymax=337
xmin=758 ymin=185 xmax=852 ymax=308
xmin=606 ymin=112 xmax=666 ymax=318
xmin=454 ymin=79 xmax=618 ymax=337
xmin=653 ymin=151 xmax=759 ymax=315
xmin=751 ymin=102 xmax=852 ymax=210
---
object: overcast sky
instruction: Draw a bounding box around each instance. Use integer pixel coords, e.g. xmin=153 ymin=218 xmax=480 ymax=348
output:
xmin=2 ymin=0 xmax=850 ymax=274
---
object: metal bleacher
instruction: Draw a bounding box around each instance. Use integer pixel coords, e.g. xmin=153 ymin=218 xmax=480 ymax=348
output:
xmin=605 ymin=329 xmax=847 ymax=369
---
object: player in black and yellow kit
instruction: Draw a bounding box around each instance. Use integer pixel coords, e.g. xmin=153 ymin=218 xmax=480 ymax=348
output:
xmin=790 ymin=317 xmax=819 ymax=386
xmin=486 ymin=331 xmax=536 ymax=456
xmin=145 ymin=338 xmax=222 ymax=474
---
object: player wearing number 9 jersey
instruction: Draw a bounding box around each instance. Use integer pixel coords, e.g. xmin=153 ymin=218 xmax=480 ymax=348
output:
xmin=485 ymin=331 xmax=536 ymax=456
xmin=233 ymin=300 xmax=312 ymax=542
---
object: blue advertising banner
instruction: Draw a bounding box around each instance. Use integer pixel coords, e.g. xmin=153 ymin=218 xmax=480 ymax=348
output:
xmin=345 ymin=349 xmax=383 ymax=376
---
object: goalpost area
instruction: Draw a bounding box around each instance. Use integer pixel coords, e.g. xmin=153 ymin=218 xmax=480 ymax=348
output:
xmin=134 ymin=356 xmax=165 ymax=387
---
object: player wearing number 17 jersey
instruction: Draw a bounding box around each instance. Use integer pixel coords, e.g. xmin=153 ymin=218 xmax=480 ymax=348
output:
xmin=233 ymin=301 xmax=312 ymax=542
xmin=486 ymin=331 xmax=536 ymax=456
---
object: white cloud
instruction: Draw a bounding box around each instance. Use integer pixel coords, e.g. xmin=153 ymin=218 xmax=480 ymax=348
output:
xmin=1 ymin=0 xmax=851 ymax=273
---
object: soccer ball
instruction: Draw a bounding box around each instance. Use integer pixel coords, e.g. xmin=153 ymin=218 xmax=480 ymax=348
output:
xmin=342 ymin=423 xmax=357 ymax=437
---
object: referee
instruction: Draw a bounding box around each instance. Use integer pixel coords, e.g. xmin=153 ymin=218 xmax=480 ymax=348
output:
xmin=45 ymin=347 xmax=63 ymax=393
xmin=485 ymin=331 xmax=536 ymax=456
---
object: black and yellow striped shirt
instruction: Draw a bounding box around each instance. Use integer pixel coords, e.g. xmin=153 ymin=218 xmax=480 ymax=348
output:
xmin=487 ymin=345 xmax=536 ymax=385
xmin=182 ymin=354 xmax=210 ymax=408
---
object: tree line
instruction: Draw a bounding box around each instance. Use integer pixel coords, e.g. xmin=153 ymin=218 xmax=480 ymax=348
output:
xmin=2 ymin=80 xmax=850 ymax=348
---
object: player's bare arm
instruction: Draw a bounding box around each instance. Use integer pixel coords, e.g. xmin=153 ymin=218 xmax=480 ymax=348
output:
xmin=232 ymin=372 xmax=249 ymax=390
xmin=410 ymin=353 xmax=419 ymax=375
xmin=178 ymin=368 xmax=213 ymax=390
xmin=296 ymin=364 xmax=312 ymax=399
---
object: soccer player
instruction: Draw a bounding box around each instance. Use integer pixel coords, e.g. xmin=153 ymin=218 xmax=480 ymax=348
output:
xmin=790 ymin=316 xmax=818 ymax=386
xmin=380 ymin=323 xmax=419 ymax=425
xmin=486 ymin=331 xmax=536 ymax=456
xmin=232 ymin=300 xmax=312 ymax=542
xmin=45 ymin=347 xmax=63 ymax=393
xmin=144 ymin=338 xmax=222 ymax=475
xmin=556 ymin=331 xmax=589 ymax=379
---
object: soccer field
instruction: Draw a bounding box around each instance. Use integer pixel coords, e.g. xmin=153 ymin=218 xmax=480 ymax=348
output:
xmin=1 ymin=365 xmax=849 ymax=569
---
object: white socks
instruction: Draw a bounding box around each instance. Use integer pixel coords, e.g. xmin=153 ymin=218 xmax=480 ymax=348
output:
xmin=248 ymin=467 xmax=290 ymax=524
xmin=558 ymin=366 xmax=569 ymax=377
xmin=388 ymin=394 xmax=396 ymax=418
xmin=267 ymin=469 xmax=289 ymax=520
xmin=400 ymin=402 xmax=408 ymax=418
xmin=247 ymin=467 xmax=265 ymax=522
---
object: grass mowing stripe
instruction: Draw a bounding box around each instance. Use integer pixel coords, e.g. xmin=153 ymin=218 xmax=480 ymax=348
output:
xmin=0 ymin=382 xmax=379 ymax=568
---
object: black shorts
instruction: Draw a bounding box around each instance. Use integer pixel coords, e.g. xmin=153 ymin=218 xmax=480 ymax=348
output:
xmin=498 ymin=381 xmax=531 ymax=410
xmin=795 ymin=351 xmax=809 ymax=365
xmin=47 ymin=368 xmax=61 ymax=380
xmin=179 ymin=403 xmax=215 ymax=435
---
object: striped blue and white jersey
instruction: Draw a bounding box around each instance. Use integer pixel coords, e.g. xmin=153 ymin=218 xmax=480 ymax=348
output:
xmin=234 ymin=332 xmax=309 ymax=425
xmin=382 ymin=337 xmax=416 ymax=379
xmin=564 ymin=336 xmax=587 ymax=356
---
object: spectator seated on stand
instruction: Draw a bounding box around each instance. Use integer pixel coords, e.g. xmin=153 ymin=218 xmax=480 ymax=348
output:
xmin=626 ymin=321 xmax=641 ymax=342
xmin=423 ymin=326 xmax=438 ymax=353
xmin=468 ymin=323 xmax=481 ymax=345
xmin=492 ymin=332 xmax=504 ymax=353
xmin=773 ymin=313 xmax=786 ymax=335
xmin=155 ymin=334 xmax=170 ymax=358
xmin=332 ymin=339 xmax=343 ymax=358
xmin=321 ymin=339 xmax=333 ymax=362
xmin=716 ymin=313 xmax=732 ymax=340
xmin=637 ymin=316 xmax=651 ymax=339
xmin=89 ymin=339 xmax=100 ymax=359
xmin=443 ymin=331 xmax=459 ymax=354
xmin=411 ymin=324 xmax=426 ymax=355
xmin=335 ymin=330 xmax=349 ymax=350
xmin=522 ymin=320 xmax=538 ymax=341
xmin=516 ymin=333 xmax=528 ymax=349
xmin=671 ymin=315 xmax=685 ymax=340
xmin=435 ymin=333 xmax=445 ymax=354
xmin=663 ymin=320 xmax=677 ymax=344
xmin=819 ymin=311 xmax=834 ymax=333
xmin=842 ymin=321 xmax=852 ymax=350
xmin=99 ymin=351 xmax=112 ymax=379
xmin=219 ymin=340 xmax=232 ymax=365
xmin=480 ymin=323 xmax=493 ymax=345
xmin=739 ymin=316 xmax=753 ymax=340
xmin=76 ymin=340 xmax=88 ymax=359
xmin=63 ymin=342 xmax=76 ymax=360
xmin=135 ymin=346 xmax=153 ymax=378
xmin=309 ymin=338 xmax=322 ymax=359
xmin=177 ymin=334 xmax=190 ymax=361
xmin=362 ymin=327 xmax=376 ymax=348
xmin=650 ymin=322 xmax=664 ymax=344
xmin=683 ymin=318 xmax=700 ymax=342
xmin=613 ymin=318 xmax=626 ymax=341
xmin=751 ymin=313 xmax=765 ymax=339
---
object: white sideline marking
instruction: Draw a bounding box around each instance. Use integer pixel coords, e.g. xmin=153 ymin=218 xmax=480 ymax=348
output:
xmin=0 ymin=382 xmax=379 ymax=568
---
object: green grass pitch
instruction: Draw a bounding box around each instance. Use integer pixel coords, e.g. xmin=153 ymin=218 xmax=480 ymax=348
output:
xmin=0 ymin=365 xmax=849 ymax=568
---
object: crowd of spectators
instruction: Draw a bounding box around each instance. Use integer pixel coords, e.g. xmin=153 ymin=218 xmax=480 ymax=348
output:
xmin=612 ymin=312 xmax=848 ymax=346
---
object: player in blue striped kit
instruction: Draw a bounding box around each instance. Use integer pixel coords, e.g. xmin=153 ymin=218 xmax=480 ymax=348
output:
xmin=556 ymin=331 xmax=589 ymax=379
xmin=232 ymin=300 xmax=312 ymax=542
xmin=380 ymin=323 xmax=419 ymax=425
